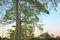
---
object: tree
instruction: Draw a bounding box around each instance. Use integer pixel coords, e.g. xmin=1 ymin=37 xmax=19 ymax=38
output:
xmin=3 ymin=0 xmax=49 ymax=40
xmin=14 ymin=0 xmax=21 ymax=40
xmin=55 ymin=36 xmax=60 ymax=40
xmin=40 ymin=32 xmax=52 ymax=39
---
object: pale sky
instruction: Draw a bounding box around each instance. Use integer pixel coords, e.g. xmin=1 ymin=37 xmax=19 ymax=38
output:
xmin=40 ymin=3 xmax=60 ymax=36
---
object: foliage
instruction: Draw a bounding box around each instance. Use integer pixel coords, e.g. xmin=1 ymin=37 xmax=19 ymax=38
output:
xmin=31 ymin=32 xmax=60 ymax=40
xmin=7 ymin=24 xmax=43 ymax=40
xmin=7 ymin=29 xmax=15 ymax=40
xmin=0 ymin=37 xmax=9 ymax=40
xmin=4 ymin=1 xmax=47 ymax=40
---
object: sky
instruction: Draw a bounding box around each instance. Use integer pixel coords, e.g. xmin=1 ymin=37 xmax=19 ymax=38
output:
xmin=40 ymin=3 xmax=60 ymax=36
xmin=0 ymin=1 xmax=60 ymax=37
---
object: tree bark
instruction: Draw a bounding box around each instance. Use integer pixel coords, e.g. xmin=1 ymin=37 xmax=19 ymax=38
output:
xmin=14 ymin=0 xmax=21 ymax=40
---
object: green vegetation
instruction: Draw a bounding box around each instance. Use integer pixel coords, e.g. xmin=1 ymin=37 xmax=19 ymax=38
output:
xmin=7 ymin=24 xmax=43 ymax=40
xmin=31 ymin=32 xmax=60 ymax=40
xmin=0 ymin=37 xmax=9 ymax=40
xmin=0 ymin=32 xmax=60 ymax=40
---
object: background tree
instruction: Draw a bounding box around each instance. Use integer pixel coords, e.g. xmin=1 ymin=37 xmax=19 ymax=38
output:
xmin=55 ymin=36 xmax=60 ymax=40
xmin=30 ymin=32 xmax=60 ymax=40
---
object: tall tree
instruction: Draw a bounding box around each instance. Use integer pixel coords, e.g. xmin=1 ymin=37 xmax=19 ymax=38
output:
xmin=4 ymin=1 xmax=48 ymax=40
xmin=14 ymin=0 xmax=21 ymax=40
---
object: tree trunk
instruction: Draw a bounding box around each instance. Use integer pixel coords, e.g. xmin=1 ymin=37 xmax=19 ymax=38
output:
xmin=14 ymin=0 xmax=21 ymax=40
